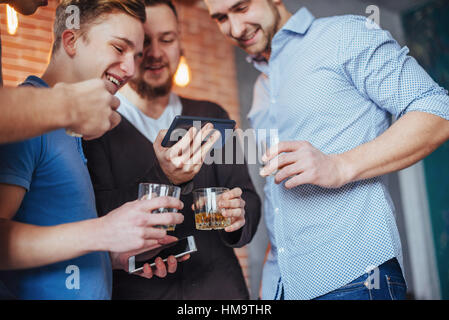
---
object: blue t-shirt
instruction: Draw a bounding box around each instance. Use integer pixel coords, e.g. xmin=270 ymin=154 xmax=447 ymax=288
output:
xmin=0 ymin=76 xmax=112 ymax=300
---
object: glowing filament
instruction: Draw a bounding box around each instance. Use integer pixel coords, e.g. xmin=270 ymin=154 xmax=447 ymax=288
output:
xmin=174 ymin=56 xmax=191 ymax=87
xmin=7 ymin=5 xmax=19 ymax=35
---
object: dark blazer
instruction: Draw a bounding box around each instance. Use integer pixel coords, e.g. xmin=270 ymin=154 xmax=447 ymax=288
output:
xmin=83 ymin=97 xmax=261 ymax=300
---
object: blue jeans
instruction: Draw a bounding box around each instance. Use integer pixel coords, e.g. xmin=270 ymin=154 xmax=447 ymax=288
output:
xmin=314 ymin=258 xmax=407 ymax=300
xmin=278 ymin=258 xmax=407 ymax=300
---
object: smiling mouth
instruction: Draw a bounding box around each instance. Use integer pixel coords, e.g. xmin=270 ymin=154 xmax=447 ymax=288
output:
xmin=105 ymin=73 xmax=123 ymax=87
xmin=145 ymin=64 xmax=166 ymax=71
xmin=239 ymin=28 xmax=260 ymax=46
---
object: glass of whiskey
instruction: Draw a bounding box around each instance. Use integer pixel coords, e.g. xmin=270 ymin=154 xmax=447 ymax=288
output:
xmin=193 ymin=187 xmax=231 ymax=230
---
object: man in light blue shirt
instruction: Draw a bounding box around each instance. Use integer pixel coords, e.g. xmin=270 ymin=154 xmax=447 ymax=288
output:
xmin=205 ymin=0 xmax=449 ymax=300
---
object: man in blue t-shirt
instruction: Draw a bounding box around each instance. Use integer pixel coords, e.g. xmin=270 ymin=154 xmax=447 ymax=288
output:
xmin=0 ymin=0 xmax=186 ymax=300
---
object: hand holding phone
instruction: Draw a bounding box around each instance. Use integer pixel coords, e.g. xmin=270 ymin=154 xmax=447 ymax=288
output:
xmin=161 ymin=116 xmax=236 ymax=148
xmin=111 ymin=236 xmax=192 ymax=279
xmin=128 ymin=236 xmax=197 ymax=274
xmin=153 ymin=122 xmax=222 ymax=185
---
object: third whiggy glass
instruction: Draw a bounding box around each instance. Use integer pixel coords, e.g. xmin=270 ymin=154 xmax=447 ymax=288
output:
xmin=193 ymin=187 xmax=231 ymax=230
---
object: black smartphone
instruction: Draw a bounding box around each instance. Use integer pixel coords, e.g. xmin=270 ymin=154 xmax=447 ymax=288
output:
xmin=128 ymin=236 xmax=197 ymax=274
xmin=161 ymin=115 xmax=236 ymax=148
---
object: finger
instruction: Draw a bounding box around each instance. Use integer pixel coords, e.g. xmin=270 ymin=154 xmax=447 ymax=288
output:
xmin=154 ymin=129 xmax=169 ymax=150
xmin=109 ymin=111 xmax=122 ymax=131
xmin=138 ymin=197 xmax=184 ymax=213
xmin=124 ymin=240 xmax=161 ymax=260
xmin=110 ymin=95 xmax=121 ymax=110
xmin=221 ymin=208 xmax=244 ymax=218
xmin=178 ymin=254 xmax=190 ymax=262
xmin=275 ymin=162 xmax=304 ymax=185
xmin=261 ymin=152 xmax=297 ymax=177
xmin=219 ymin=198 xmax=245 ymax=209
xmin=182 ymin=124 xmax=214 ymax=166
xmin=140 ymin=263 xmax=154 ymax=279
xmin=220 ymin=188 xmax=242 ymax=201
xmin=143 ymin=212 xmax=185 ymax=228
xmin=139 ymin=239 xmax=160 ymax=249
xmin=224 ymin=218 xmax=245 ymax=233
xmin=166 ymin=255 xmax=178 ymax=274
xmin=172 ymin=126 xmax=197 ymax=157
xmin=197 ymin=130 xmax=221 ymax=163
xmin=157 ymin=235 xmax=179 ymax=245
xmin=284 ymin=171 xmax=312 ymax=189
xmin=141 ymin=227 xmax=167 ymax=240
xmin=153 ymin=257 xmax=168 ymax=278
xmin=192 ymin=123 xmax=214 ymax=155
xmin=263 ymin=141 xmax=308 ymax=162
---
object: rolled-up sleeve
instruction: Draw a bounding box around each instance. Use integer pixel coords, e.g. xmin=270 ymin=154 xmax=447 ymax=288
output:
xmin=339 ymin=16 xmax=449 ymax=120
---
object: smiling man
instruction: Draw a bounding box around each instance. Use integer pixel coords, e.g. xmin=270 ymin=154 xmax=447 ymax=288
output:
xmin=205 ymin=0 xmax=449 ymax=300
xmin=0 ymin=0 xmax=186 ymax=300
xmin=83 ymin=0 xmax=261 ymax=300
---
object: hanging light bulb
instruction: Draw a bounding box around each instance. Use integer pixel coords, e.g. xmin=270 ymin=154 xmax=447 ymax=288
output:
xmin=174 ymin=56 xmax=191 ymax=87
xmin=6 ymin=5 xmax=19 ymax=35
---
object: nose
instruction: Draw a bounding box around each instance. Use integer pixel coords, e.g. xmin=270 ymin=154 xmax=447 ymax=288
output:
xmin=229 ymin=15 xmax=245 ymax=39
xmin=146 ymin=41 xmax=163 ymax=60
xmin=121 ymin=54 xmax=136 ymax=78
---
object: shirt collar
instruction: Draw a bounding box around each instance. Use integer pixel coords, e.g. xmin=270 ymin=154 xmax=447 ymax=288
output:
xmin=21 ymin=75 xmax=50 ymax=88
xmin=246 ymin=7 xmax=315 ymax=74
xmin=281 ymin=7 xmax=315 ymax=35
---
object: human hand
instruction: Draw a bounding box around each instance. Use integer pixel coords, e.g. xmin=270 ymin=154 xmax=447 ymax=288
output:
xmin=153 ymin=123 xmax=221 ymax=185
xmin=55 ymin=79 xmax=122 ymax=140
xmin=218 ymin=188 xmax=246 ymax=232
xmin=97 ymin=197 xmax=184 ymax=253
xmin=260 ymin=141 xmax=348 ymax=189
xmin=111 ymin=236 xmax=190 ymax=279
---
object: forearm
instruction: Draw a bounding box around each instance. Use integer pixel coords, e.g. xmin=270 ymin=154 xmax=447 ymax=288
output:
xmin=339 ymin=111 xmax=449 ymax=184
xmin=0 ymin=218 xmax=105 ymax=270
xmin=0 ymin=87 xmax=71 ymax=143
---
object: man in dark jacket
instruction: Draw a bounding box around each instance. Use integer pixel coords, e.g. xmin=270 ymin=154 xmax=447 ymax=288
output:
xmin=83 ymin=0 xmax=261 ymax=299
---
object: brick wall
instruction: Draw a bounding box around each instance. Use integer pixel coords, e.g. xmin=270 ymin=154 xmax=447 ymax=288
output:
xmin=0 ymin=0 xmax=249 ymax=292
xmin=0 ymin=2 xmax=56 ymax=85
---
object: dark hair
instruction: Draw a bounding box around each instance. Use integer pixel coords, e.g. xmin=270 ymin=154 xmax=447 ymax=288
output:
xmin=144 ymin=0 xmax=178 ymax=20
xmin=52 ymin=0 xmax=146 ymax=54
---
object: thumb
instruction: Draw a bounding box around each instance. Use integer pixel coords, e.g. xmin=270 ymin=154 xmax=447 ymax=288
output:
xmin=109 ymin=111 xmax=122 ymax=131
xmin=154 ymin=129 xmax=169 ymax=149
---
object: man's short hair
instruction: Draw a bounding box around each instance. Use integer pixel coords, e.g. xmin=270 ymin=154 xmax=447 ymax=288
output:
xmin=52 ymin=0 xmax=147 ymax=55
xmin=143 ymin=0 xmax=178 ymax=20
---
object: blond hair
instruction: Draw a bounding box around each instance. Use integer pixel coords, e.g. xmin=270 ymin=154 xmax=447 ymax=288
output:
xmin=52 ymin=0 xmax=146 ymax=54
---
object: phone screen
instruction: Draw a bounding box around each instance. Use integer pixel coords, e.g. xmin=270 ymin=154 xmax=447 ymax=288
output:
xmin=133 ymin=236 xmax=196 ymax=271
xmin=161 ymin=116 xmax=236 ymax=148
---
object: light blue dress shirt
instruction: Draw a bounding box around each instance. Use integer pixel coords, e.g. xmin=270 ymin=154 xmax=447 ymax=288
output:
xmin=248 ymin=7 xmax=449 ymax=300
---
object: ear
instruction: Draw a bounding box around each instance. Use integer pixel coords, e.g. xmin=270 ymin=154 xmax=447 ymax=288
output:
xmin=61 ymin=29 xmax=78 ymax=57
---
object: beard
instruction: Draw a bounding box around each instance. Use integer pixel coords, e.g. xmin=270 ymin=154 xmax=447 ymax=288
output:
xmin=128 ymin=74 xmax=173 ymax=100
xmin=238 ymin=0 xmax=281 ymax=56
xmin=262 ymin=0 xmax=282 ymax=54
